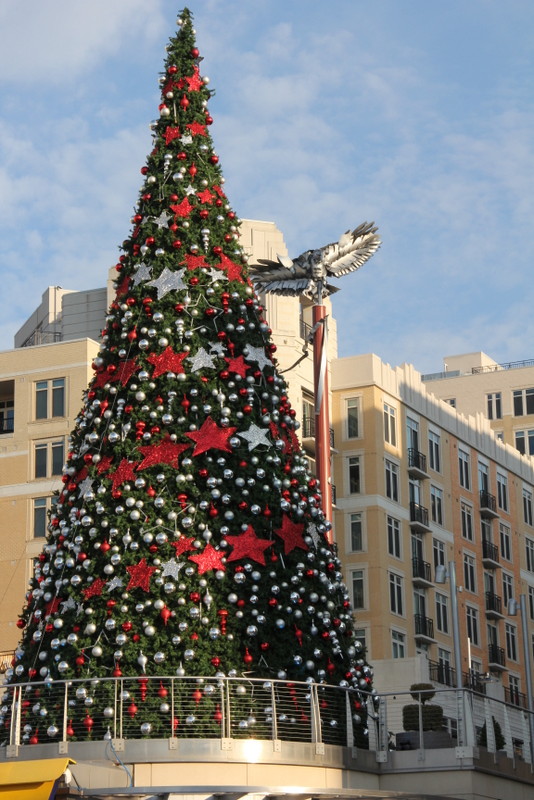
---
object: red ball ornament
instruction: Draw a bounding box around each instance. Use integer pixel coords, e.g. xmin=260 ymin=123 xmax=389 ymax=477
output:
xmin=83 ymin=714 xmax=94 ymax=731
xmin=243 ymin=648 xmax=253 ymax=665
xmin=209 ymin=155 xmax=219 ymax=164
xmin=16 ymin=619 xmax=26 ymax=629
xmin=158 ymin=682 xmax=168 ymax=698
xmin=172 ymin=240 xmax=182 ymax=249
xmin=213 ymin=705 xmax=222 ymax=724
xmin=167 ymin=65 xmax=178 ymax=74
xmin=128 ymin=702 xmax=138 ymax=718
xmin=140 ymin=166 xmax=148 ymax=175
xmin=66 ymin=720 xmax=75 ymax=737
xmin=191 ymin=47 xmax=199 ymax=57
xmin=211 ymin=656 xmax=221 ymax=667
xmin=180 ymin=94 xmax=189 ymax=109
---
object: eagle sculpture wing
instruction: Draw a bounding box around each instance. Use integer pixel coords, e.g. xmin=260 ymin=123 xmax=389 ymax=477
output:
xmin=248 ymin=221 xmax=380 ymax=298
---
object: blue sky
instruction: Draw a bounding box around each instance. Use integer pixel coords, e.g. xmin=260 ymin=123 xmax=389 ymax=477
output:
xmin=0 ymin=0 xmax=532 ymax=374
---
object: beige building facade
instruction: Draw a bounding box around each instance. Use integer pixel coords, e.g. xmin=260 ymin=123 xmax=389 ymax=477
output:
xmin=332 ymin=353 xmax=534 ymax=710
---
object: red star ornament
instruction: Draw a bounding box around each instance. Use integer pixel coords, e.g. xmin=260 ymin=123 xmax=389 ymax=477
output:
xmin=96 ymin=455 xmax=114 ymax=475
xmin=186 ymin=121 xmax=207 ymax=137
xmin=147 ymin=346 xmax=188 ymax=378
xmin=212 ymin=185 xmax=226 ymax=199
xmin=218 ymin=253 xmax=244 ymax=283
xmin=182 ymin=253 xmax=209 ymax=271
xmin=275 ymin=514 xmax=309 ymax=554
xmin=137 ymin=440 xmax=191 ymax=470
xmin=226 ymin=525 xmax=272 ymax=566
xmin=83 ymin=578 xmax=107 ymax=600
xmin=115 ymin=274 xmax=130 ymax=298
xmin=188 ymin=543 xmax=225 ymax=575
xmin=170 ymin=197 xmax=193 ymax=219
xmin=72 ymin=466 xmax=88 ymax=485
xmin=196 ymin=188 xmax=215 ymax=204
xmin=44 ymin=597 xmax=63 ymax=616
xmin=126 ymin=558 xmax=157 ymax=592
xmin=115 ymin=359 xmax=140 ymax=386
xmin=224 ymin=355 xmax=249 ymax=378
xmin=171 ymin=536 xmax=196 ymax=557
xmin=110 ymin=459 xmax=138 ymax=491
xmin=184 ymin=416 xmax=237 ymax=456
xmin=164 ymin=126 xmax=181 ymax=145
xmin=185 ymin=66 xmax=203 ymax=91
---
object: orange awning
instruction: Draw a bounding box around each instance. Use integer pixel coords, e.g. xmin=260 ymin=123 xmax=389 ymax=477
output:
xmin=0 ymin=757 xmax=74 ymax=800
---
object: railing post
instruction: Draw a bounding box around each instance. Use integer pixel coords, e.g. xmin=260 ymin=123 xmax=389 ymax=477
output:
xmin=113 ymin=678 xmax=118 ymax=741
xmin=309 ymin=683 xmax=322 ymax=744
xmin=170 ymin=678 xmax=175 ymax=739
xmin=345 ymin=690 xmax=354 ymax=747
xmin=270 ymin=683 xmax=278 ymax=742
xmin=62 ymin=682 xmax=68 ymax=742
xmin=224 ymin=678 xmax=232 ymax=739
xmin=9 ymin=685 xmax=21 ymax=748
xmin=119 ymin=678 xmax=124 ymax=740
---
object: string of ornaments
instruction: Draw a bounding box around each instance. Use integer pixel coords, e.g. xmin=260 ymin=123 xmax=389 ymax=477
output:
xmin=1 ymin=8 xmax=374 ymax=744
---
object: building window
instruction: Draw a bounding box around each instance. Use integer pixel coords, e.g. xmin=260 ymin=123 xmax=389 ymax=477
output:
xmin=430 ymin=486 xmax=443 ymax=525
xmin=33 ymin=498 xmax=48 ymax=538
xmin=514 ymin=429 xmax=534 ymax=456
xmin=466 ymin=606 xmax=479 ymax=646
xmin=384 ymin=403 xmax=397 ymax=446
xmin=505 ymin=622 xmax=518 ymax=661
xmin=458 ymin=449 xmax=471 ymax=490
xmin=478 ymin=461 xmax=489 ymax=493
xmin=497 ymin=472 xmax=508 ymax=512
xmin=35 ymin=378 xmax=65 ymax=420
xmin=385 ymin=460 xmax=399 ymax=502
xmin=513 ymin=388 xmax=534 ymax=417
xmin=354 ymin=628 xmax=367 ymax=653
xmin=34 ymin=439 xmax=64 ymax=479
xmin=0 ymin=398 xmax=14 ymax=434
xmin=487 ymin=392 xmax=502 ymax=420
xmin=526 ymin=538 xmax=534 ymax=572
xmin=389 ymin=572 xmax=404 ymax=616
xmin=348 ymin=456 xmax=361 ymax=494
xmin=444 ymin=398 xmax=456 ymax=408
xmin=435 ymin=593 xmax=449 ymax=634
xmin=433 ymin=538 xmax=445 ymax=568
xmin=346 ymin=397 xmax=360 ymax=439
xmin=524 ymin=488 xmax=533 ymax=526
xmin=481 ymin=518 xmax=492 ymax=547
xmin=351 ymin=569 xmax=365 ymax=609
xmin=464 ymin=553 xmax=476 ymax=593
xmin=428 ymin=431 xmax=441 ymax=472
xmin=502 ymin=573 xmax=514 ymax=607
xmin=529 ymin=586 xmax=534 ymax=621
xmin=499 ymin=523 xmax=512 ymax=561
xmin=387 ymin=515 xmax=401 ymax=558
xmin=509 ymin=675 xmax=521 ymax=705
xmin=461 ymin=503 xmax=474 ymax=541
xmin=392 ymin=630 xmax=406 ymax=659
xmin=349 ymin=513 xmax=363 ymax=551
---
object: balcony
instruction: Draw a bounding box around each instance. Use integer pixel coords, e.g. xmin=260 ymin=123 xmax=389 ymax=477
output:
xmin=504 ymin=686 xmax=528 ymax=708
xmin=301 ymin=417 xmax=335 ymax=448
xmin=480 ymin=490 xmax=499 ymax=519
xmin=488 ymin=643 xmax=506 ymax=670
xmin=414 ymin=614 xmax=435 ymax=642
xmin=299 ymin=318 xmax=313 ymax=341
xmin=409 ymin=501 xmax=431 ymax=532
xmin=482 ymin=538 xmax=500 ymax=568
xmin=429 ymin=661 xmax=487 ymax=694
xmin=407 ymin=448 xmax=429 ymax=479
xmin=485 ymin=591 xmax=504 ymax=619
xmin=412 ymin=557 xmax=433 ymax=587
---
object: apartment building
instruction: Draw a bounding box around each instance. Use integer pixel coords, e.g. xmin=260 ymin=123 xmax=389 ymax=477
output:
xmin=423 ymin=351 xmax=534 ymax=459
xmin=0 ymin=339 xmax=100 ymax=651
xmin=332 ymin=353 xmax=534 ymax=707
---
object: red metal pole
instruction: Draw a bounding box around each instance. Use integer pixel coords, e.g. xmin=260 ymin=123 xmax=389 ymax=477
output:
xmin=312 ymin=301 xmax=332 ymax=538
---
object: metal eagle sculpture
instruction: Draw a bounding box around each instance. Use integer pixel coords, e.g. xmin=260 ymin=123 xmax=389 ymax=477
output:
xmin=248 ymin=221 xmax=381 ymax=300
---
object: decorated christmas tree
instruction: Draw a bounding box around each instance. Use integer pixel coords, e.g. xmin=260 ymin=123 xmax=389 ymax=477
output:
xmin=2 ymin=8 xmax=373 ymax=745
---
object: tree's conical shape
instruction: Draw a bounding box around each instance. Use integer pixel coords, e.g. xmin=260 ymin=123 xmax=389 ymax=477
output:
xmin=2 ymin=8 xmax=373 ymax=744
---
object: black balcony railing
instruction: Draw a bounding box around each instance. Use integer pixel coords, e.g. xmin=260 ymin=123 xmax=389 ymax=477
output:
xmin=331 ymin=484 xmax=336 ymax=505
xmin=485 ymin=591 xmax=503 ymax=615
xmin=428 ymin=661 xmax=487 ymax=694
xmin=301 ymin=417 xmax=335 ymax=447
xmin=488 ymin=643 xmax=506 ymax=667
xmin=408 ymin=448 xmax=427 ymax=474
xmin=414 ymin=614 xmax=434 ymax=639
xmin=428 ymin=660 xmax=456 ymax=688
xmin=482 ymin=538 xmax=499 ymax=564
xmin=412 ymin=557 xmax=432 ymax=583
xmin=410 ymin=502 xmax=430 ymax=528
xmin=504 ymin=686 xmax=527 ymax=708
xmin=480 ymin=490 xmax=497 ymax=514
